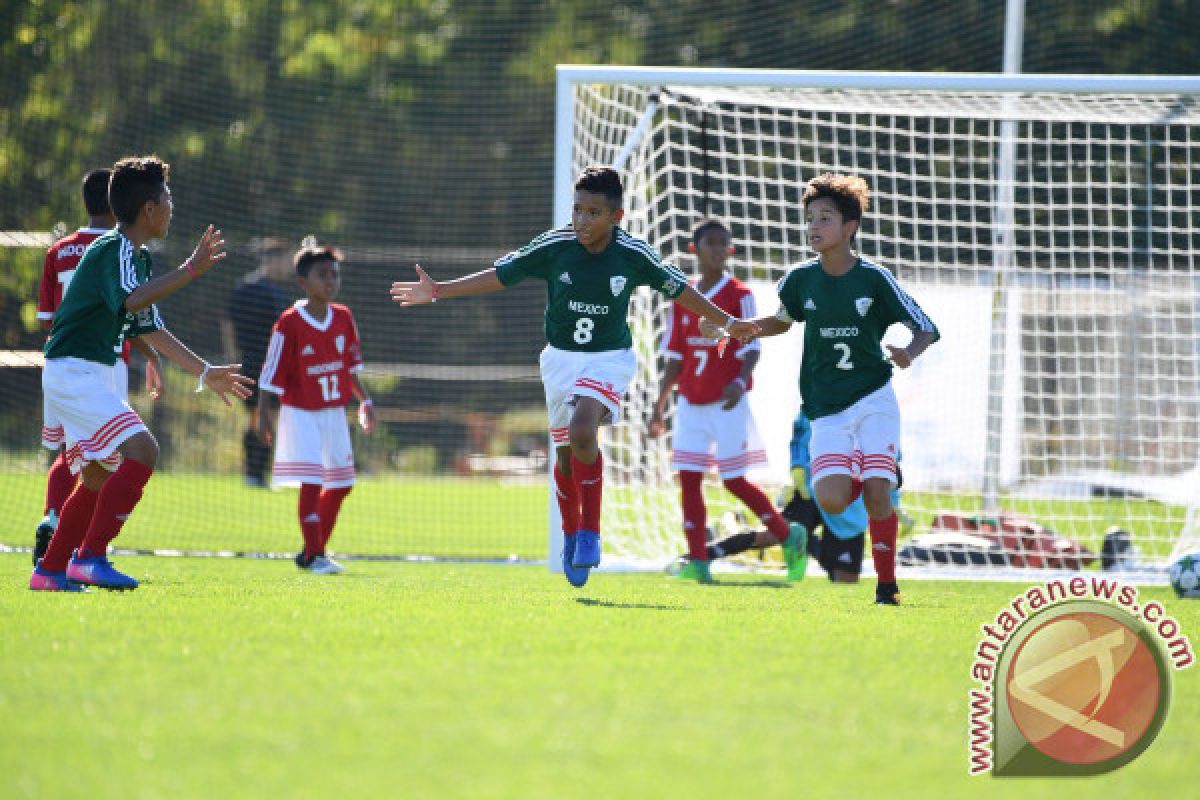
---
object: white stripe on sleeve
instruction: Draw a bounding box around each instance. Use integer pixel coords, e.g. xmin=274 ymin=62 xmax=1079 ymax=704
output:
xmin=257 ymin=330 xmax=287 ymax=394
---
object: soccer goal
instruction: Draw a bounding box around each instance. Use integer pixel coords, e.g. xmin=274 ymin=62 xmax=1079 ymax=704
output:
xmin=553 ymin=65 xmax=1200 ymax=579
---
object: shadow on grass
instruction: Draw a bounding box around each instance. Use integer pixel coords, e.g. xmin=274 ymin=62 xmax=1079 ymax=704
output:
xmin=575 ymin=597 xmax=687 ymax=611
xmin=706 ymin=578 xmax=793 ymax=590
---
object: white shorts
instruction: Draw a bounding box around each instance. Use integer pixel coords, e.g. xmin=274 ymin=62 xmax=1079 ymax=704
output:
xmin=272 ymin=405 xmax=356 ymax=488
xmin=539 ymin=345 xmax=636 ymax=446
xmin=671 ymin=396 xmax=768 ymax=480
xmin=809 ymin=382 xmax=900 ymax=486
xmin=112 ymin=359 xmax=129 ymax=402
xmin=41 ymin=357 xmax=148 ymax=475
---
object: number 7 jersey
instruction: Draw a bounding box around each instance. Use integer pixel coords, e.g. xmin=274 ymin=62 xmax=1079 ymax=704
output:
xmin=259 ymin=302 xmax=364 ymax=410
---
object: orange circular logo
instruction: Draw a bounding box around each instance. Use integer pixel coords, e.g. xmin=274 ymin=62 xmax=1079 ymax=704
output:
xmin=1005 ymin=611 xmax=1161 ymax=765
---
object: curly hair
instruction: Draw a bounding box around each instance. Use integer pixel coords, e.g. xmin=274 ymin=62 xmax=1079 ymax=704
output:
xmin=802 ymin=172 xmax=871 ymax=223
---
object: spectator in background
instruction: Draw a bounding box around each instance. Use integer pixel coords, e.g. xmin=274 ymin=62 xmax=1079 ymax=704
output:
xmin=223 ymin=239 xmax=291 ymax=487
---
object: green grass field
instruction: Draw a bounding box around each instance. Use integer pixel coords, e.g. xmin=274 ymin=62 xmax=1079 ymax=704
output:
xmin=0 ymin=472 xmax=549 ymax=559
xmin=0 ymin=470 xmax=1185 ymax=565
xmin=2 ymin=554 xmax=1197 ymax=800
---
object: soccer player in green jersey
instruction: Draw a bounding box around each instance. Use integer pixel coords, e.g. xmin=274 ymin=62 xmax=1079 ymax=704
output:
xmin=30 ymin=156 xmax=252 ymax=592
xmin=725 ymin=173 xmax=939 ymax=605
xmin=391 ymin=166 xmax=759 ymax=587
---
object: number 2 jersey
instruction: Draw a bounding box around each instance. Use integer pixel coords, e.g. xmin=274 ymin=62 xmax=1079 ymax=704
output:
xmin=661 ymin=274 xmax=759 ymax=404
xmin=258 ymin=302 xmax=364 ymax=410
xmin=494 ymin=226 xmax=688 ymax=352
xmin=776 ymin=257 xmax=939 ymax=419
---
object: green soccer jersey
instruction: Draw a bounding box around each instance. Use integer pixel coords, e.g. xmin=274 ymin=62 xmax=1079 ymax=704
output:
xmin=495 ymin=226 xmax=687 ymax=352
xmin=44 ymin=229 xmax=164 ymax=365
xmin=776 ymin=257 xmax=939 ymax=419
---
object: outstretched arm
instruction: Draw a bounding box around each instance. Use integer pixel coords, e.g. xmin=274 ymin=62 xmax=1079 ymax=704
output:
xmin=124 ymin=226 xmax=226 ymax=313
xmin=139 ymin=328 xmax=253 ymax=406
xmin=700 ymin=313 xmax=790 ymax=342
xmin=674 ymin=286 xmax=759 ymax=341
xmin=390 ymin=265 xmax=504 ymax=306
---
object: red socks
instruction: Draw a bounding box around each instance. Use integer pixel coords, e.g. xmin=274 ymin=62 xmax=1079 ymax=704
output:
xmin=870 ymin=512 xmax=898 ymax=583
xmin=299 ymin=483 xmax=324 ymax=558
xmin=723 ymin=476 xmax=789 ymax=543
xmin=680 ymin=470 xmax=708 ymax=560
xmin=318 ymin=487 xmax=352 ymax=550
xmin=40 ymin=483 xmax=99 ymax=571
xmin=44 ymin=452 xmax=76 ymax=516
xmin=553 ymin=464 xmax=580 ymax=536
xmin=571 ymin=452 xmax=603 ymax=532
xmin=77 ymin=459 xmax=153 ymax=559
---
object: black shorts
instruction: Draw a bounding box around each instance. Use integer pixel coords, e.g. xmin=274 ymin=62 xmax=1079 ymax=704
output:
xmin=818 ymin=532 xmax=865 ymax=578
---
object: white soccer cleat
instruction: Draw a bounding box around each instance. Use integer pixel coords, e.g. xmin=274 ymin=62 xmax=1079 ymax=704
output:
xmin=309 ymin=555 xmax=345 ymax=575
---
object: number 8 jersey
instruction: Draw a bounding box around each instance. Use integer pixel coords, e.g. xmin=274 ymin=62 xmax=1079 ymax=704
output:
xmin=494 ymin=225 xmax=688 ymax=352
xmin=259 ymin=302 xmax=364 ymax=410
xmin=776 ymin=258 xmax=939 ymax=419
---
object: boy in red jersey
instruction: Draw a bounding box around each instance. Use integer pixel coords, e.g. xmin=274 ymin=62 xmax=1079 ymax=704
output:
xmin=31 ymin=156 xmax=251 ymax=592
xmin=391 ymin=167 xmax=759 ymax=588
xmin=33 ymin=169 xmax=166 ymax=565
xmin=649 ymin=220 xmax=805 ymax=583
xmin=257 ymin=242 xmax=376 ymax=574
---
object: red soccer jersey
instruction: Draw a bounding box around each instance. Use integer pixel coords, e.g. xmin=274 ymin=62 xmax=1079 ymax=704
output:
xmin=661 ymin=274 xmax=760 ymax=404
xmin=258 ymin=302 xmax=364 ymax=410
xmin=38 ymin=227 xmax=131 ymax=362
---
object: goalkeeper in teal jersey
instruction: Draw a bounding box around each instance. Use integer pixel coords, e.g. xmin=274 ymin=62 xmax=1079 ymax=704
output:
xmin=391 ymin=167 xmax=759 ymax=588
xmin=723 ymin=173 xmax=939 ymax=605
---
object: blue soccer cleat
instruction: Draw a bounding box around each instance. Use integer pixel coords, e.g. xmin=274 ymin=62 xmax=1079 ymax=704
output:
xmin=66 ymin=552 xmax=139 ymax=590
xmin=572 ymin=529 xmax=602 ymax=569
xmin=29 ymin=563 xmax=88 ymax=592
xmin=561 ymin=533 xmax=591 ymax=588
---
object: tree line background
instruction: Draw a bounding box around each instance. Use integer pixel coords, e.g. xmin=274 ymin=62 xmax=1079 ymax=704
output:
xmin=1 ymin=0 xmax=1198 ymax=468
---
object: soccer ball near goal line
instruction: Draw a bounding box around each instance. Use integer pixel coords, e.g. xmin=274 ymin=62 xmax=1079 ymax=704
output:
xmin=1168 ymin=553 xmax=1200 ymax=599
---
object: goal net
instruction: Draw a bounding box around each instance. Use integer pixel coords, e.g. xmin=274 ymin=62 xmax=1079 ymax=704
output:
xmin=556 ymin=67 xmax=1200 ymax=578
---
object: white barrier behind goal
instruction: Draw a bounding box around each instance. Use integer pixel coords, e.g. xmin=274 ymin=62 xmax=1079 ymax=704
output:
xmin=554 ymin=67 xmax=1200 ymax=577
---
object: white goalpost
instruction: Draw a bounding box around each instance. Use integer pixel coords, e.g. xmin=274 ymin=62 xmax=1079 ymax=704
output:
xmin=552 ymin=65 xmax=1200 ymax=579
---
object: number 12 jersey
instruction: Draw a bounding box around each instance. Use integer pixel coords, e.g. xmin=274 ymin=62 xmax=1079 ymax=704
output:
xmin=259 ymin=302 xmax=364 ymax=410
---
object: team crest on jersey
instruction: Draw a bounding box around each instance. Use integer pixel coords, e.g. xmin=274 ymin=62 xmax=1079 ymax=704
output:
xmin=663 ymin=277 xmax=681 ymax=295
xmin=301 ymin=344 xmax=315 ymax=356
xmin=804 ymin=298 xmax=816 ymax=310
xmin=559 ymin=272 xmax=572 ymax=284
xmin=335 ymin=335 xmax=345 ymax=353
xmin=855 ymin=297 xmax=873 ymax=316
xmin=610 ymin=275 xmax=627 ymax=296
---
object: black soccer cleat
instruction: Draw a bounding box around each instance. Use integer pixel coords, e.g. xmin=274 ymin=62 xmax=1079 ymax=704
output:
xmin=875 ymin=581 xmax=901 ymax=606
xmin=33 ymin=513 xmax=57 ymax=567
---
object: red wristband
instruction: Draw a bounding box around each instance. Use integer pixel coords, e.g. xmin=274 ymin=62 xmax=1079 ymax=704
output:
xmin=184 ymin=259 xmax=198 ymax=277
xmin=430 ymin=281 xmax=439 ymax=303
